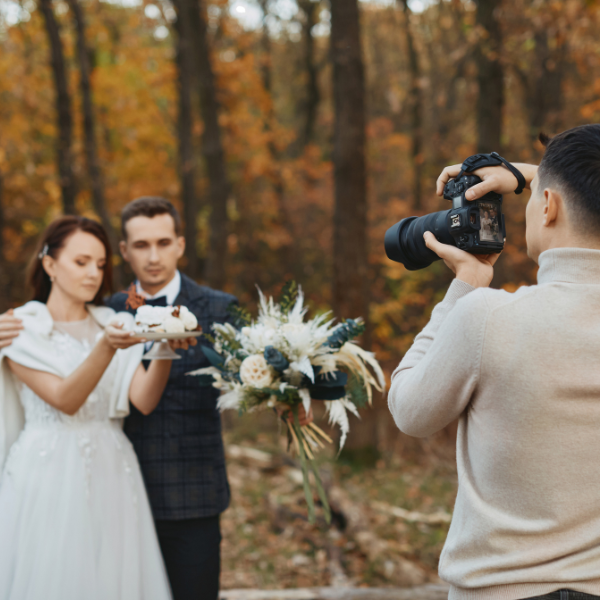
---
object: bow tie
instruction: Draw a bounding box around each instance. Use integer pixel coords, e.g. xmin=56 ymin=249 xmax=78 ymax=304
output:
xmin=145 ymin=296 xmax=168 ymax=307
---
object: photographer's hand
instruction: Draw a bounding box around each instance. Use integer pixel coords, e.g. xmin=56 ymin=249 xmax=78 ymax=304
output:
xmin=423 ymin=232 xmax=500 ymax=288
xmin=436 ymin=163 xmax=538 ymax=200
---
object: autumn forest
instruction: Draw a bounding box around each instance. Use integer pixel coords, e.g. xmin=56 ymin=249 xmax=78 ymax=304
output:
xmin=1 ymin=0 xmax=600 ymax=450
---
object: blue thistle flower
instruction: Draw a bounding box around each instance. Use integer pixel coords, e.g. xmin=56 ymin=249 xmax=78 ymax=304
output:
xmin=264 ymin=346 xmax=289 ymax=372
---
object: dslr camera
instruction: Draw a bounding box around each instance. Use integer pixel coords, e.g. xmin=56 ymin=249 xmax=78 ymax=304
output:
xmin=384 ymin=152 xmax=524 ymax=271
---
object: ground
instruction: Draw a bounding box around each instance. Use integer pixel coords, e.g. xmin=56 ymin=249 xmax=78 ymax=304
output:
xmin=220 ymin=410 xmax=458 ymax=591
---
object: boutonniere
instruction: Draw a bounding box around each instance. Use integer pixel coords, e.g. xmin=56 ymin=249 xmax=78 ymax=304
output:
xmin=124 ymin=283 xmax=147 ymax=311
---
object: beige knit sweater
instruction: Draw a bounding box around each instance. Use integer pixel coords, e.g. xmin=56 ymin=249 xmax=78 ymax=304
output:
xmin=389 ymin=248 xmax=600 ymax=600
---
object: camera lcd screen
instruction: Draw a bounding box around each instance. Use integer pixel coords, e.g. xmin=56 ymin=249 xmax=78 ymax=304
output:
xmin=478 ymin=201 xmax=502 ymax=243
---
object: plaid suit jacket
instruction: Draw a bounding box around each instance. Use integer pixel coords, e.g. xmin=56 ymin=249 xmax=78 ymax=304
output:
xmin=105 ymin=274 xmax=237 ymax=520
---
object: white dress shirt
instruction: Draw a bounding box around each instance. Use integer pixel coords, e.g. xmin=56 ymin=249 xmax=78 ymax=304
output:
xmin=136 ymin=270 xmax=181 ymax=305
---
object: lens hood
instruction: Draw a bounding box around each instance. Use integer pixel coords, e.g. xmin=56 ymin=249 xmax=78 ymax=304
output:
xmin=384 ymin=217 xmax=424 ymax=271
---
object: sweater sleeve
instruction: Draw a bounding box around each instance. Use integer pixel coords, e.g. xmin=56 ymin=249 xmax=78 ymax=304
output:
xmin=388 ymin=279 xmax=490 ymax=437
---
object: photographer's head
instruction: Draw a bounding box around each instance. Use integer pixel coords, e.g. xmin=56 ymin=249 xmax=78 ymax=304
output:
xmin=526 ymin=124 xmax=600 ymax=262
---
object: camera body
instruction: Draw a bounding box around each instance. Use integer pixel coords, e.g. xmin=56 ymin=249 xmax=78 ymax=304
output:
xmin=384 ymin=169 xmax=506 ymax=271
xmin=442 ymin=174 xmax=505 ymax=253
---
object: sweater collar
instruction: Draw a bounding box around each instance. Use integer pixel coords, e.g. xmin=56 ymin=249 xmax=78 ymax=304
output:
xmin=537 ymin=248 xmax=600 ymax=284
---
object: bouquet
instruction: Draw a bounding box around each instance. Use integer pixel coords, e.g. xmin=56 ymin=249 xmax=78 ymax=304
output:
xmin=188 ymin=282 xmax=385 ymax=523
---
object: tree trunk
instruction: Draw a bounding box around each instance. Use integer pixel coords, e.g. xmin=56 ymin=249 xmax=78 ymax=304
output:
xmin=259 ymin=0 xmax=285 ymax=213
xmin=399 ymin=0 xmax=423 ymax=210
xmin=39 ymin=0 xmax=77 ymax=215
xmin=474 ymin=0 xmax=503 ymax=154
xmin=330 ymin=0 xmax=369 ymax=325
xmin=517 ymin=28 xmax=565 ymax=143
xmin=190 ymin=0 xmax=229 ymax=290
xmin=0 ymin=168 xmax=6 ymax=311
xmin=298 ymin=0 xmax=320 ymax=149
xmin=173 ymin=0 xmax=199 ymax=279
xmin=330 ymin=0 xmax=372 ymax=452
xmin=67 ymin=0 xmax=122 ymax=287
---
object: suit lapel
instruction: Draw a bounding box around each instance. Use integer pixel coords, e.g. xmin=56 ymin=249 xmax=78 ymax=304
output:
xmin=175 ymin=274 xmax=209 ymax=314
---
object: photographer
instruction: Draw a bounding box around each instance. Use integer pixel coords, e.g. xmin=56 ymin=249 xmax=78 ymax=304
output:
xmin=388 ymin=124 xmax=600 ymax=600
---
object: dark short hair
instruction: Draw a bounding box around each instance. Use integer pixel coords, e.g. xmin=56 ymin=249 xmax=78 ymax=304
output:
xmin=121 ymin=196 xmax=182 ymax=239
xmin=538 ymin=125 xmax=600 ymax=232
xmin=28 ymin=216 xmax=113 ymax=305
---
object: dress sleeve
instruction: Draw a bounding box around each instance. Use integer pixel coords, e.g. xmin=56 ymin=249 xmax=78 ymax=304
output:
xmin=0 ymin=305 xmax=57 ymax=471
xmin=106 ymin=312 xmax=143 ymax=419
xmin=388 ymin=279 xmax=490 ymax=437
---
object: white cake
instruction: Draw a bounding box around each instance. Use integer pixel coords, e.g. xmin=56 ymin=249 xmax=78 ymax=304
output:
xmin=134 ymin=304 xmax=199 ymax=333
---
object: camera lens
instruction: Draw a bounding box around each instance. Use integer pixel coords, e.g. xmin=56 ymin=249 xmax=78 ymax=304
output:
xmin=384 ymin=210 xmax=455 ymax=270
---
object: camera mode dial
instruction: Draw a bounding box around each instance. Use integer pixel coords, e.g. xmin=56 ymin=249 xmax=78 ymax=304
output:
xmin=443 ymin=174 xmax=482 ymax=204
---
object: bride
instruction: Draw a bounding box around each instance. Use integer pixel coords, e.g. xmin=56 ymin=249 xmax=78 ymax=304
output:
xmin=0 ymin=216 xmax=182 ymax=600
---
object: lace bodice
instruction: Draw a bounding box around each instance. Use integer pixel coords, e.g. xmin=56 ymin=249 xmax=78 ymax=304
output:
xmin=18 ymin=321 xmax=118 ymax=427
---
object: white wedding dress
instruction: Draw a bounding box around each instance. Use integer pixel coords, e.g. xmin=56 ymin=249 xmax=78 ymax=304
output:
xmin=0 ymin=316 xmax=172 ymax=600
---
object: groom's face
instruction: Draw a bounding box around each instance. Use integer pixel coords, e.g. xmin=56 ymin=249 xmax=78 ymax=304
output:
xmin=119 ymin=214 xmax=185 ymax=294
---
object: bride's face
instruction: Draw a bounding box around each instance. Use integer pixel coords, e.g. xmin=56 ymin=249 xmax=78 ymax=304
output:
xmin=43 ymin=231 xmax=107 ymax=303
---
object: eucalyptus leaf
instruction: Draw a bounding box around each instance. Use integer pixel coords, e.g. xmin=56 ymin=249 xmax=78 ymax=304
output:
xmin=200 ymin=346 xmax=225 ymax=369
xmin=194 ymin=374 xmax=216 ymax=386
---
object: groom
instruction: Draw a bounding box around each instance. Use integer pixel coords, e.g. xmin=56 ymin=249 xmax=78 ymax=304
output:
xmin=107 ymin=197 xmax=236 ymax=600
xmin=0 ymin=197 xmax=236 ymax=600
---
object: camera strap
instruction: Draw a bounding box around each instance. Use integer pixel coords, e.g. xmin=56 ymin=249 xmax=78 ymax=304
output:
xmin=457 ymin=152 xmax=526 ymax=195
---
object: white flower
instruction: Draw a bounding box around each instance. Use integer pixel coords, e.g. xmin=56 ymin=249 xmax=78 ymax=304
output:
xmin=240 ymin=354 xmax=273 ymax=388
xmin=213 ymin=322 xmax=238 ymax=340
xmin=281 ymin=313 xmax=336 ymax=362
xmin=325 ymin=398 xmax=360 ymax=452
xmin=313 ymin=354 xmax=337 ymax=375
xmin=239 ymin=323 xmax=279 ymax=353
xmin=217 ymin=384 xmax=243 ymax=411
xmin=163 ymin=316 xmax=185 ymax=333
xmin=288 ymin=356 xmax=315 ymax=382
xmin=281 ymin=323 xmax=304 ymax=335
xmin=256 ymin=287 xmax=283 ymax=324
xmin=178 ymin=305 xmax=198 ymax=331
xmin=298 ymin=388 xmax=311 ymax=416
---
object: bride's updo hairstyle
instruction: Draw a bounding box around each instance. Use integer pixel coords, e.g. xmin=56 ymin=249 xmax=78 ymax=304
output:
xmin=28 ymin=216 xmax=114 ymax=304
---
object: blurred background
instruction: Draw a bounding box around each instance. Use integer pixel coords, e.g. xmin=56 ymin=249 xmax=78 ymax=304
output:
xmin=1 ymin=0 xmax=598 ymax=591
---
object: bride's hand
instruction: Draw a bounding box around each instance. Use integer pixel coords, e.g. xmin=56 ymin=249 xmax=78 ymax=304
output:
xmin=103 ymin=323 xmax=147 ymax=350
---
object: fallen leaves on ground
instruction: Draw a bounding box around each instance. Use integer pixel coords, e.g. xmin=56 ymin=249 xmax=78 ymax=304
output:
xmin=220 ymin=424 xmax=458 ymax=590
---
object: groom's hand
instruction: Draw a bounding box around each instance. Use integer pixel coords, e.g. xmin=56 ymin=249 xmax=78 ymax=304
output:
xmin=167 ymin=337 xmax=198 ymax=351
xmin=0 ymin=309 xmax=24 ymax=348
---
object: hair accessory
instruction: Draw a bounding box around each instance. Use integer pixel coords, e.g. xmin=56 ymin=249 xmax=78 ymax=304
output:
xmin=38 ymin=244 xmax=49 ymax=260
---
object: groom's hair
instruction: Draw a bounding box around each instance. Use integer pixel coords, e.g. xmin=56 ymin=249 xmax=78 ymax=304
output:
xmin=538 ymin=124 xmax=600 ymax=233
xmin=121 ymin=197 xmax=182 ymax=239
